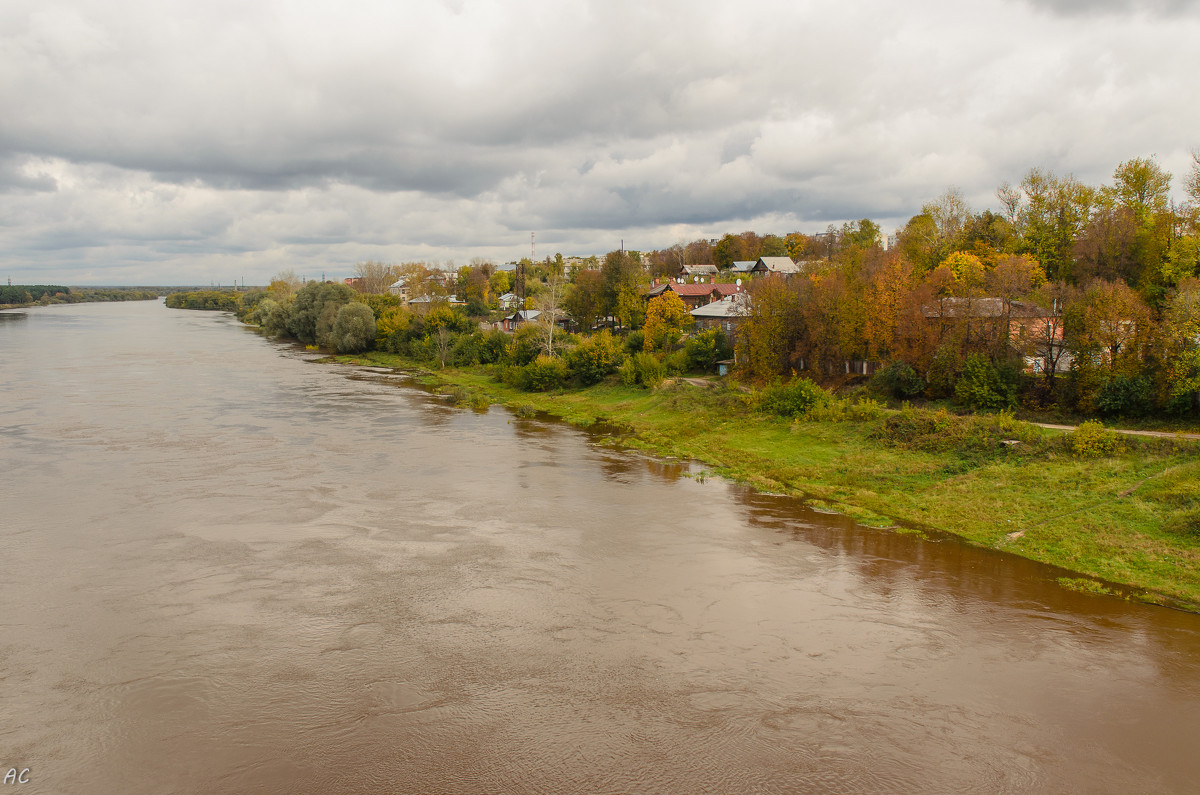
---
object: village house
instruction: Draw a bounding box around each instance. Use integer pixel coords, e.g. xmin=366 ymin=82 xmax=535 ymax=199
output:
xmin=500 ymin=309 xmax=540 ymax=331
xmin=751 ymin=256 xmax=800 ymax=276
xmin=921 ymin=297 xmax=1068 ymax=373
xmin=407 ymin=294 xmax=466 ymax=313
xmin=387 ymin=277 xmax=410 ymax=300
xmin=497 ymin=292 xmax=522 ymax=310
xmin=730 ymin=261 xmax=757 ymax=275
xmin=690 ymin=294 xmax=749 ymax=341
xmin=678 ymin=263 xmax=719 ymax=280
xmin=647 ymin=280 xmax=744 ymax=310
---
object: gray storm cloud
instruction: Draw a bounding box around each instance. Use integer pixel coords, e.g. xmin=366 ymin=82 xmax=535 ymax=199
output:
xmin=0 ymin=0 xmax=1197 ymax=283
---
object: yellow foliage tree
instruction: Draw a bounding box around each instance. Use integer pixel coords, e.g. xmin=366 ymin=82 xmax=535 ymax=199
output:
xmin=643 ymin=291 xmax=691 ymax=351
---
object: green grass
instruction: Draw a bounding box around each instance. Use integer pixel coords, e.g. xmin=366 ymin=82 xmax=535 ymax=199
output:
xmin=335 ymin=351 xmax=1200 ymax=610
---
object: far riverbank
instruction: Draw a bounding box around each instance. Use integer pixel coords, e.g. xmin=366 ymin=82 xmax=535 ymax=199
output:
xmin=330 ymin=350 xmax=1200 ymax=611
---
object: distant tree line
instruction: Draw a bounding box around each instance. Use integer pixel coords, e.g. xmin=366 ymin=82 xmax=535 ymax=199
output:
xmin=1 ymin=285 xmax=160 ymax=306
xmin=193 ymin=152 xmax=1200 ymax=418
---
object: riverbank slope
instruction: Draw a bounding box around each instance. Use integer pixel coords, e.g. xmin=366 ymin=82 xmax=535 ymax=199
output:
xmin=336 ymin=351 xmax=1200 ymax=610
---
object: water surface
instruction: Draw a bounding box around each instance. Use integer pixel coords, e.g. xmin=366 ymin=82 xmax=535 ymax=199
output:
xmin=2 ymin=301 xmax=1200 ymax=793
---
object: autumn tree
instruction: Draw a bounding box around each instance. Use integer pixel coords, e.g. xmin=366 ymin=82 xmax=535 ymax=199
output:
xmin=354 ymin=261 xmax=399 ymax=294
xmin=785 ymin=232 xmax=817 ymax=261
xmin=1163 ymin=236 xmax=1200 ymax=287
xmin=1160 ymin=277 xmax=1200 ymax=412
xmin=840 ymin=219 xmax=882 ymax=251
xmin=268 ymin=269 xmax=302 ymax=300
xmin=737 ymin=275 xmax=802 ymax=382
xmin=642 ymin=291 xmax=691 ymax=352
xmin=1098 ymin=157 xmax=1174 ymax=290
xmin=859 ymin=252 xmax=914 ymax=362
xmin=1063 ymin=279 xmax=1155 ymax=411
xmin=794 ymin=269 xmax=848 ymax=374
xmin=564 ymin=268 xmax=604 ymax=332
xmin=985 ymin=254 xmax=1047 ymax=359
xmin=489 ymin=269 xmax=511 ymax=299
xmin=1028 ymin=280 xmax=1080 ymax=389
xmin=1187 ymin=150 xmax=1200 ymax=205
xmin=1073 ymin=203 xmax=1140 ymax=285
xmin=456 ymin=265 xmax=492 ymax=315
xmin=1108 ymin=156 xmax=1171 ymax=225
xmin=684 ymin=238 xmax=714 ymax=265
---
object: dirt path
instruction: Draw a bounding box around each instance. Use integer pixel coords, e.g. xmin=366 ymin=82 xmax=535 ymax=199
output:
xmin=1031 ymin=422 xmax=1200 ymax=441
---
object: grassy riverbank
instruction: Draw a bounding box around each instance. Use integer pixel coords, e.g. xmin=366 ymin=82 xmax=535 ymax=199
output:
xmin=337 ymin=350 xmax=1200 ymax=610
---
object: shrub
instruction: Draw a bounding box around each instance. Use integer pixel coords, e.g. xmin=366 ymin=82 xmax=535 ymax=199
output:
xmin=758 ymin=378 xmax=830 ymax=418
xmin=663 ymin=349 xmax=690 ymax=375
xmin=684 ymin=328 xmax=733 ymax=373
xmin=374 ymin=307 xmax=412 ymax=348
xmin=331 ymin=302 xmax=377 ymax=353
xmin=1094 ymin=375 xmax=1154 ymax=417
xmin=870 ymin=361 xmax=925 ymax=399
xmin=507 ymin=324 xmax=543 ymax=366
xmin=878 ymin=404 xmax=954 ymax=447
xmin=875 ymin=405 xmax=1044 ymax=460
xmin=452 ymin=331 xmax=485 ymax=366
xmin=569 ymin=331 xmax=624 ymax=385
xmin=620 ymin=352 xmax=666 ymax=388
xmin=804 ymin=397 xmax=886 ymax=423
xmin=954 ymin=354 xmax=1017 ymax=410
xmin=520 ymin=356 xmax=572 ymax=391
xmin=623 ymin=330 xmax=645 ymax=355
xmin=479 ymin=329 xmax=509 ymax=364
xmin=925 ymin=343 xmax=962 ymax=397
xmin=1068 ymin=420 xmax=1126 ymax=458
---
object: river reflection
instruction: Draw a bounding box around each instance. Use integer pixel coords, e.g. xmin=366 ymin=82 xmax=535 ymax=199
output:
xmin=2 ymin=301 xmax=1200 ymax=794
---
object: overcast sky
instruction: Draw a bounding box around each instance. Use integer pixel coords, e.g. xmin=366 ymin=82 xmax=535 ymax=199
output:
xmin=2 ymin=0 xmax=1198 ymax=285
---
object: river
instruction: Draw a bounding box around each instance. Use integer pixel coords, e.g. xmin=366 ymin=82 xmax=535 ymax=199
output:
xmin=2 ymin=300 xmax=1200 ymax=794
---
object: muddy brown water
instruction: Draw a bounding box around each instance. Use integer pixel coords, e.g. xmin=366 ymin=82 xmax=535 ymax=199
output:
xmin=3 ymin=300 xmax=1200 ymax=794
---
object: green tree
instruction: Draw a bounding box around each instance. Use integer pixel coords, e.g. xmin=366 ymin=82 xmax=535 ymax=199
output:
xmin=287 ymin=281 xmax=355 ymax=344
xmin=1164 ymin=237 xmax=1200 ymax=286
xmin=1016 ymin=169 xmax=1096 ymax=282
xmin=331 ymin=302 xmax=377 ymax=353
xmin=713 ymin=234 xmax=747 ymax=269
xmin=759 ymin=234 xmax=789 ymax=257
xmin=1109 ymin=156 xmax=1171 ymax=225
xmin=600 ymin=249 xmax=642 ymax=320
xmin=840 ymin=219 xmax=882 ymax=251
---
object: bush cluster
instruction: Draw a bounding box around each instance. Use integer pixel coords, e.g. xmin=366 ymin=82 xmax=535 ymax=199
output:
xmin=1067 ymin=420 xmax=1126 ymax=458
xmin=620 ymin=352 xmax=666 ymax=389
xmin=758 ymin=378 xmax=830 ymax=418
xmin=875 ymin=405 xmax=1046 ymax=460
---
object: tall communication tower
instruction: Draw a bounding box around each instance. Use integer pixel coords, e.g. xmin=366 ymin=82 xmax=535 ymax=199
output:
xmin=531 ymin=232 xmax=535 ymax=262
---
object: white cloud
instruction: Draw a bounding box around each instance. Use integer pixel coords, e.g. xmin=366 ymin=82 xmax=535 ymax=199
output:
xmin=0 ymin=0 xmax=1198 ymax=283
